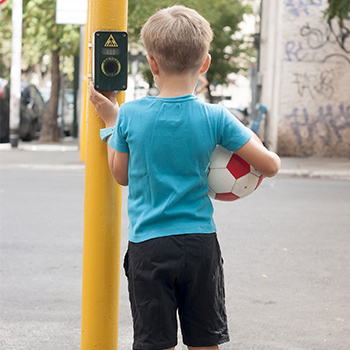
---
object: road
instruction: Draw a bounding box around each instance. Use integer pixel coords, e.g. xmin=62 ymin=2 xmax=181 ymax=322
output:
xmin=1 ymin=151 xmax=349 ymax=350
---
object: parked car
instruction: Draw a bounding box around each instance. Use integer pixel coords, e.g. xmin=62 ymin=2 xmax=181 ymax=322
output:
xmin=0 ymin=81 xmax=45 ymax=143
xmin=40 ymin=88 xmax=75 ymax=137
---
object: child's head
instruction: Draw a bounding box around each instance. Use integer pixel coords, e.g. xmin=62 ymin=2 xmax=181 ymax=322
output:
xmin=141 ymin=5 xmax=213 ymax=75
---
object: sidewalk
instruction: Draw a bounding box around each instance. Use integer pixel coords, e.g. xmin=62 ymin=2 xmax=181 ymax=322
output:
xmin=1 ymin=138 xmax=350 ymax=180
xmin=278 ymin=157 xmax=350 ymax=180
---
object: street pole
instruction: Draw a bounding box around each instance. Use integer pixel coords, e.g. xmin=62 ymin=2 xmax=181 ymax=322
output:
xmin=73 ymin=55 xmax=79 ymax=138
xmin=9 ymin=0 xmax=22 ymax=147
xmin=80 ymin=19 xmax=89 ymax=163
xmin=80 ymin=0 xmax=128 ymax=349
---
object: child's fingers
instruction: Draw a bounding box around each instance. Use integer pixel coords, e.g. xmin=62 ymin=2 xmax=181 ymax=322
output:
xmin=88 ymin=82 xmax=98 ymax=103
xmin=89 ymin=83 xmax=109 ymax=105
xmin=108 ymin=91 xmax=117 ymax=105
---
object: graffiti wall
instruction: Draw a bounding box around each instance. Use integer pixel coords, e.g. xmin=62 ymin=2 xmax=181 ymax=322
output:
xmin=278 ymin=0 xmax=350 ymax=157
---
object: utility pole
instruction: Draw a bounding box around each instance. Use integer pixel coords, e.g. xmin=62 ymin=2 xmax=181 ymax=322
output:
xmin=9 ymin=0 xmax=22 ymax=147
xmin=80 ymin=0 xmax=128 ymax=349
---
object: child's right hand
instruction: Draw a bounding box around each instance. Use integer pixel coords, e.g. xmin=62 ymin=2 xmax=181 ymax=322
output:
xmin=89 ymin=82 xmax=119 ymax=127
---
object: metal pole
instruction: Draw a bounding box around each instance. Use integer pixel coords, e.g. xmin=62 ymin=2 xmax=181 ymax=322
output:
xmin=79 ymin=22 xmax=88 ymax=162
xmin=9 ymin=0 xmax=23 ymax=147
xmin=80 ymin=0 xmax=128 ymax=349
xmin=79 ymin=23 xmax=89 ymax=162
xmin=73 ymin=55 xmax=79 ymax=138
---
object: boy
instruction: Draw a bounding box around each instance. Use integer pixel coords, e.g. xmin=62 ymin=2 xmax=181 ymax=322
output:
xmin=89 ymin=5 xmax=280 ymax=350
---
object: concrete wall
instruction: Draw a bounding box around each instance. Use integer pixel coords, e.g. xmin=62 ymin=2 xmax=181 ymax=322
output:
xmin=260 ymin=0 xmax=350 ymax=157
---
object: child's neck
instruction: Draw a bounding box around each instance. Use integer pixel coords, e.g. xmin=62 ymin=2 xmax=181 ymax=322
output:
xmin=156 ymin=72 xmax=198 ymax=98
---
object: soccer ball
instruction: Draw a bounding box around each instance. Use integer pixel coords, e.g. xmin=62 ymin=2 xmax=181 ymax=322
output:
xmin=208 ymin=135 xmax=263 ymax=201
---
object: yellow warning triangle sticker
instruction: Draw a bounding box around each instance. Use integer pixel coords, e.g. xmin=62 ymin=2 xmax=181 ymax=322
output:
xmin=104 ymin=34 xmax=118 ymax=47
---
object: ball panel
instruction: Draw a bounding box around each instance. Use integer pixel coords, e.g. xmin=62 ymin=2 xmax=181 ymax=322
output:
xmin=209 ymin=145 xmax=232 ymax=168
xmin=207 ymin=133 xmax=264 ymax=202
xmin=208 ymin=187 xmax=216 ymax=199
xmin=227 ymin=154 xmax=250 ymax=179
xmin=208 ymin=168 xmax=236 ymax=193
xmin=255 ymin=175 xmax=264 ymax=189
xmin=232 ymin=173 xmax=260 ymax=197
xmin=250 ymin=165 xmax=261 ymax=177
xmin=215 ymin=192 xmax=240 ymax=201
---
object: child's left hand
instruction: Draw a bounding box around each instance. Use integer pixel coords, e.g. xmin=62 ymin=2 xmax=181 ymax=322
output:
xmin=89 ymin=82 xmax=119 ymax=127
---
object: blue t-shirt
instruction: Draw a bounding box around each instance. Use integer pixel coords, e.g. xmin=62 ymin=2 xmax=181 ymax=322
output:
xmin=109 ymin=95 xmax=252 ymax=243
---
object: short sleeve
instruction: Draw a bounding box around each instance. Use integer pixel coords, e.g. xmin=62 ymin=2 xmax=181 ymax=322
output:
xmin=108 ymin=106 xmax=129 ymax=153
xmin=218 ymin=106 xmax=252 ymax=152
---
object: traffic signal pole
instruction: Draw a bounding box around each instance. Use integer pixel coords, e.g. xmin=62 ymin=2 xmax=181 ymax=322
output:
xmin=81 ymin=1 xmax=128 ymax=349
xmin=79 ymin=14 xmax=89 ymax=163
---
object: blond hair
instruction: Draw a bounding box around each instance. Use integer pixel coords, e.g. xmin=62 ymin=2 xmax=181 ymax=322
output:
xmin=141 ymin=5 xmax=213 ymax=74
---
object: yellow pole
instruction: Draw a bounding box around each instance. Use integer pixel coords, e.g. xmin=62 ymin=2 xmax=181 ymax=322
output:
xmin=79 ymin=11 xmax=89 ymax=163
xmin=81 ymin=0 xmax=128 ymax=349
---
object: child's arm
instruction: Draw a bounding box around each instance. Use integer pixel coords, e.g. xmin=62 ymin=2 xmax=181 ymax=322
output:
xmin=235 ymin=136 xmax=281 ymax=178
xmin=89 ymin=83 xmax=129 ymax=186
xmin=107 ymin=148 xmax=129 ymax=186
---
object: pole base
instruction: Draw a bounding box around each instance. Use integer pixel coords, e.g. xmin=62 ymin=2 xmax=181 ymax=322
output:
xmin=10 ymin=135 xmax=19 ymax=148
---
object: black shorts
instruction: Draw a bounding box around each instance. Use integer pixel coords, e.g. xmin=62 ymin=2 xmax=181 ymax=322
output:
xmin=123 ymin=233 xmax=229 ymax=350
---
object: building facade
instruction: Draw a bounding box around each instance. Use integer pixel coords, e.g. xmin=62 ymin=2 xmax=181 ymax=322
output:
xmin=259 ymin=0 xmax=350 ymax=157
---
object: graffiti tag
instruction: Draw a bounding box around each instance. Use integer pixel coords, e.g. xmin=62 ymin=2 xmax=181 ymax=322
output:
xmin=285 ymin=0 xmax=323 ymax=17
xmin=292 ymin=70 xmax=335 ymax=99
xmin=285 ymin=41 xmax=308 ymax=61
xmin=285 ymin=104 xmax=350 ymax=144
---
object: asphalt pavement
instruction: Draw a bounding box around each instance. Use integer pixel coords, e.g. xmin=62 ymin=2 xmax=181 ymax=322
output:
xmin=1 ymin=138 xmax=349 ymax=350
xmin=1 ymin=138 xmax=350 ymax=179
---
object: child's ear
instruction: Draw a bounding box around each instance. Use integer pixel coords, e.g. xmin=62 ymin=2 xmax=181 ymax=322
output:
xmin=200 ymin=54 xmax=211 ymax=74
xmin=146 ymin=55 xmax=159 ymax=75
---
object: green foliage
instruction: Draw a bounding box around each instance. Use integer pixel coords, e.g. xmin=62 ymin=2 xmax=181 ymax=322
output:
xmin=324 ymin=0 xmax=350 ymax=22
xmin=139 ymin=64 xmax=154 ymax=87
xmin=128 ymin=0 xmax=255 ymax=85
xmin=205 ymin=1 xmax=253 ymax=84
xmin=22 ymin=0 xmax=80 ymax=80
xmin=0 ymin=2 xmax=13 ymax=79
xmin=23 ymin=0 xmax=80 ymax=57
xmin=0 ymin=0 xmax=80 ymax=81
xmin=1 ymin=0 xmax=255 ymax=87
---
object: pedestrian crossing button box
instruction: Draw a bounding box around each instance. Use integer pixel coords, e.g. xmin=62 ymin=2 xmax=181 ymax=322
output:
xmin=93 ymin=31 xmax=128 ymax=91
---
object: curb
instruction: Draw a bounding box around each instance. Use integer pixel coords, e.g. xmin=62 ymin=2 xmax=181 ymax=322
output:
xmin=0 ymin=143 xmax=79 ymax=152
xmin=0 ymin=163 xmax=85 ymax=171
xmin=278 ymin=169 xmax=350 ymax=180
xmin=1 ymin=142 xmax=349 ymax=180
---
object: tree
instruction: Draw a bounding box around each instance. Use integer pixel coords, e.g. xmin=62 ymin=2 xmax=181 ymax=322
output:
xmin=128 ymin=0 xmax=254 ymax=101
xmin=0 ymin=3 xmax=13 ymax=79
xmin=23 ymin=0 xmax=80 ymax=142
xmin=0 ymin=0 xmax=80 ymax=142
xmin=200 ymin=1 xmax=254 ymax=101
xmin=324 ymin=0 xmax=350 ymax=22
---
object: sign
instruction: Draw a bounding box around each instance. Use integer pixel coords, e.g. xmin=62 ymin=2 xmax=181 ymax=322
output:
xmin=93 ymin=31 xmax=128 ymax=91
xmin=104 ymin=35 xmax=118 ymax=48
xmin=56 ymin=0 xmax=87 ymax=25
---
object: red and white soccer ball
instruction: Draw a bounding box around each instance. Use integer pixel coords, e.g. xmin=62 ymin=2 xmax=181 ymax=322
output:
xmin=208 ymin=134 xmax=264 ymax=201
